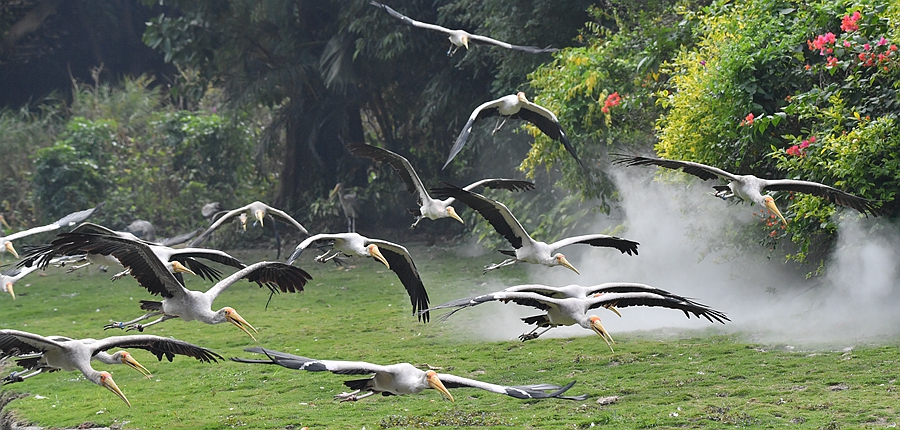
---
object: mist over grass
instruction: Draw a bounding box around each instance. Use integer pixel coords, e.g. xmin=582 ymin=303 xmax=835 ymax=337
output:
xmin=450 ymin=166 xmax=900 ymax=347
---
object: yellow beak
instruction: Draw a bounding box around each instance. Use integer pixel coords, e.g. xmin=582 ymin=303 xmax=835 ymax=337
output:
xmin=5 ymin=241 xmax=18 ymax=259
xmin=368 ymin=245 xmax=390 ymax=270
xmin=171 ymin=261 xmax=196 ymax=276
xmin=605 ymin=305 xmax=622 ymax=318
xmin=446 ymin=207 xmax=464 ymax=224
xmin=100 ymin=372 xmax=131 ymax=407
xmin=764 ymin=197 xmax=787 ymax=225
xmin=5 ymin=282 xmax=14 ymax=300
xmin=226 ymin=308 xmax=259 ymax=341
xmin=590 ymin=316 xmax=615 ymax=352
xmin=557 ymin=255 xmax=580 ymax=275
xmin=0 ymin=215 xmax=9 ymax=229
xmin=426 ymin=371 xmax=454 ymax=402
xmin=255 ymin=210 xmax=265 ymax=227
xmin=121 ymin=352 xmax=152 ymax=379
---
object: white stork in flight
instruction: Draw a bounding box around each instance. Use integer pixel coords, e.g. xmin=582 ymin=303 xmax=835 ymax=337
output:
xmin=614 ymin=155 xmax=884 ymax=223
xmin=1 ymin=265 xmax=40 ymax=300
xmin=19 ymin=227 xmax=312 ymax=339
xmin=232 ymin=347 xmax=588 ymax=402
xmin=0 ymin=330 xmax=223 ymax=407
xmin=423 ymin=282 xmax=729 ymax=349
xmin=370 ymin=1 xmax=558 ymax=56
xmin=189 ymin=201 xmax=309 ymax=258
xmin=287 ymin=232 xmax=429 ymax=321
xmin=348 ymin=144 xmax=534 ymax=229
xmin=430 ymin=183 xmax=639 ymax=274
xmin=0 ymin=203 xmax=103 ymax=259
xmin=444 ymin=92 xmax=584 ymax=170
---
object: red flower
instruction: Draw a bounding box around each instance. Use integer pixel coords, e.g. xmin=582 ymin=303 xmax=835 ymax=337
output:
xmin=808 ymin=136 xmax=816 ymax=143
xmin=741 ymin=113 xmax=755 ymax=126
xmin=825 ymin=56 xmax=839 ymax=67
xmin=840 ymin=11 xmax=861 ymax=32
xmin=786 ymin=145 xmax=802 ymax=156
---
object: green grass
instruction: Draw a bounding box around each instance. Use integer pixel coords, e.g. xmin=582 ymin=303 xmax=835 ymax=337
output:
xmin=1 ymin=245 xmax=899 ymax=429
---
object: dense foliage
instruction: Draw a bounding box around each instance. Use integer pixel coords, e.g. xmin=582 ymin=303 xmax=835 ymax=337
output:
xmin=26 ymin=77 xmax=268 ymax=234
xmin=654 ymin=0 xmax=899 ymax=265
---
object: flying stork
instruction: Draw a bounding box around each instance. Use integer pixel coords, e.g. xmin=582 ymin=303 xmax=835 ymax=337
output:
xmin=614 ymin=155 xmax=884 ymax=223
xmin=0 ymin=330 xmax=223 ymax=406
xmin=370 ymin=1 xmax=558 ymax=57
xmin=0 ymin=203 xmax=103 ymax=259
xmin=287 ymin=232 xmax=429 ymax=321
xmin=430 ymin=183 xmax=639 ymax=274
xmin=348 ymin=144 xmax=534 ymax=229
xmin=424 ymin=282 xmax=729 ymax=348
xmin=189 ymin=201 xmax=309 ymax=258
xmin=444 ymin=92 xmax=584 ymax=170
xmin=232 ymin=347 xmax=588 ymax=402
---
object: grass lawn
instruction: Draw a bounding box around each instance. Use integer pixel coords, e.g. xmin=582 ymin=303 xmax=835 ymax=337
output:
xmin=1 ymin=244 xmax=899 ymax=429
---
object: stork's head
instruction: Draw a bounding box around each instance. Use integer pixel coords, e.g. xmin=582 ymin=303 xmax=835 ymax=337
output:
xmin=239 ymin=212 xmax=249 ymax=231
xmin=329 ymin=183 xmax=342 ymax=199
xmin=222 ymin=307 xmax=258 ymax=340
xmin=3 ymin=241 xmax=17 ymax=259
xmin=425 ymin=370 xmax=454 ymax=402
xmin=117 ymin=351 xmax=152 ymax=379
xmin=446 ymin=206 xmax=464 ymax=224
xmin=366 ymin=244 xmax=390 ymax=269
xmin=762 ymin=195 xmax=787 ymax=225
xmin=460 ymin=34 xmax=469 ymax=50
xmin=254 ymin=209 xmax=266 ymax=227
xmin=589 ymin=315 xmax=615 ymax=351
xmin=98 ymin=371 xmax=131 ymax=407
xmin=170 ymin=261 xmax=197 ymax=276
xmin=516 ymin=92 xmax=528 ymax=103
xmin=4 ymin=281 xmax=14 ymax=300
xmin=553 ymin=254 xmax=579 ymax=274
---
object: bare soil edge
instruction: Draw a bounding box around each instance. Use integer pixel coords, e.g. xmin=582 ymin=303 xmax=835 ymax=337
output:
xmin=0 ymin=391 xmax=29 ymax=430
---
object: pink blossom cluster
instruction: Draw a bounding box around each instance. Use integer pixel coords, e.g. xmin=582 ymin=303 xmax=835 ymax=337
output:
xmin=804 ymin=11 xmax=899 ymax=72
xmin=786 ymin=136 xmax=815 ymax=157
xmin=840 ymin=11 xmax=861 ymax=32
xmin=740 ymin=112 xmax=754 ymax=126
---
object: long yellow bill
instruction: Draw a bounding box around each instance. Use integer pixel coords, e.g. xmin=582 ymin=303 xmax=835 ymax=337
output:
xmin=367 ymin=245 xmax=390 ymax=269
xmin=120 ymin=351 xmax=152 ymax=379
xmin=5 ymin=282 xmax=14 ymax=300
xmin=255 ymin=210 xmax=265 ymax=227
xmin=100 ymin=372 xmax=131 ymax=407
xmin=590 ymin=316 xmax=615 ymax=352
xmin=240 ymin=213 xmax=248 ymax=231
xmin=225 ymin=307 xmax=259 ymax=341
xmin=446 ymin=207 xmax=464 ymax=224
xmin=0 ymin=215 xmax=9 ymax=229
xmin=426 ymin=371 xmax=454 ymax=402
xmin=5 ymin=241 xmax=18 ymax=259
xmin=171 ymin=261 xmax=197 ymax=276
xmin=763 ymin=196 xmax=787 ymax=225
xmin=557 ymin=255 xmax=580 ymax=275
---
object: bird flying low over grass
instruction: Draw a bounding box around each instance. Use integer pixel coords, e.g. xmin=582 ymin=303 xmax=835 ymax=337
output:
xmin=0 ymin=202 xmax=103 ymax=259
xmin=190 ymin=201 xmax=309 ymax=259
xmin=422 ymin=282 xmax=729 ymax=349
xmin=232 ymin=347 xmax=588 ymax=402
xmin=348 ymin=143 xmax=535 ymax=229
xmin=369 ymin=1 xmax=558 ymax=56
xmin=444 ymin=92 xmax=584 ymax=170
xmin=0 ymin=330 xmax=223 ymax=407
xmin=1 ymin=265 xmax=39 ymax=300
xmin=287 ymin=232 xmax=429 ymax=321
xmin=613 ymin=155 xmax=884 ymax=223
xmin=430 ymin=183 xmax=638 ymax=274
